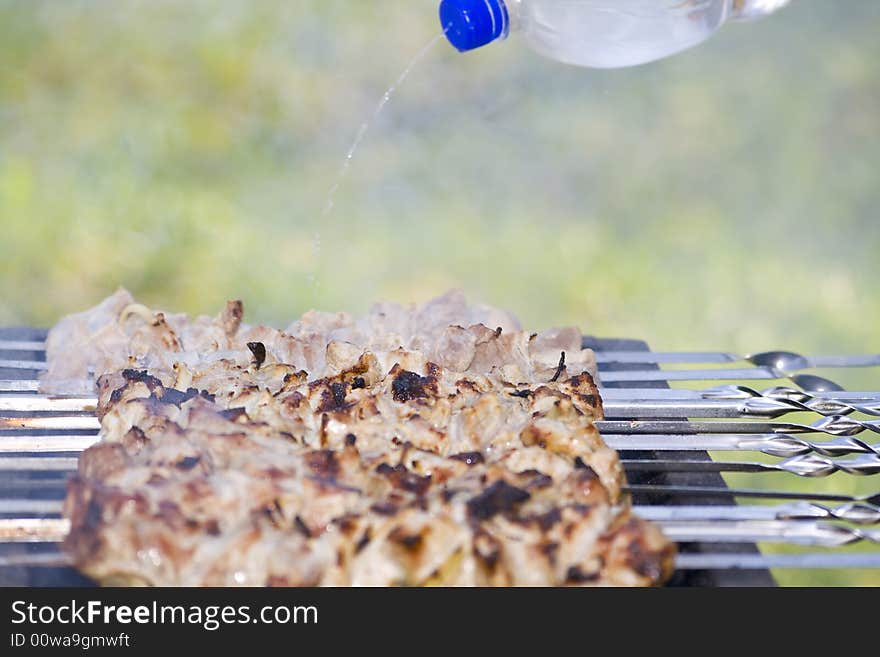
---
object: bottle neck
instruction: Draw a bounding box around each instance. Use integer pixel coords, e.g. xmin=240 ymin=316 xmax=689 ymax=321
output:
xmin=730 ymin=0 xmax=791 ymax=21
xmin=504 ymin=0 xmax=522 ymax=33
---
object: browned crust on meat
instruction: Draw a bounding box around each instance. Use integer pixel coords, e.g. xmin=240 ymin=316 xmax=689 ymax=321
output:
xmin=57 ymin=293 xmax=673 ymax=587
xmin=65 ymin=366 xmax=673 ymax=587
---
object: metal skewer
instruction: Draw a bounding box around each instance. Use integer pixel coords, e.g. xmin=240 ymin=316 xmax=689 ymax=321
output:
xmin=600 ymin=385 xmax=880 ymax=402
xmin=603 ymin=398 xmax=880 ymax=418
xmin=0 ymin=396 xmax=97 ymax=412
xmin=623 ymin=454 xmax=880 ymax=477
xmin=659 ymin=520 xmax=880 ymax=547
xmin=5 ymin=381 xmax=880 ymax=404
xmin=0 ymin=457 xmax=80 ymax=472
xmin=3 ymin=550 xmax=878 ymax=571
xmin=624 ymin=484 xmax=880 ymax=506
xmin=2 ymin=416 xmax=879 ymax=465
xmin=0 ymin=381 xmax=40 ymax=392
xmin=0 ymin=553 xmax=72 ymax=569
xmin=4 ymin=431 xmax=878 ymax=459
xmin=5 ymin=479 xmax=879 ymax=509
xmin=596 ymin=416 xmax=880 ymax=436
xmin=7 ymin=500 xmax=878 ymax=525
xmin=0 ymin=434 xmax=98 ymax=452
xmin=0 ymin=416 xmax=100 ymax=431
xmin=596 ymin=350 xmax=880 ymax=370
xmin=3 ymin=361 xmax=869 ymax=385
xmin=602 ymin=368 xmax=783 ymax=382
xmin=0 ymin=360 xmax=47 ymax=371
xmin=5 ymin=385 xmax=880 ymax=416
xmin=2 ymin=515 xmax=877 ymax=548
xmin=3 ymin=431 xmax=878 ymax=461
xmin=0 ymin=499 xmax=66 ymax=514
xmin=5 ymin=341 xmax=879 ymax=371
xmin=2 ymin=395 xmax=879 ymax=421
xmin=0 ymin=518 xmax=68 ymax=542
xmin=6 ymin=417 xmax=880 ymax=457
xmin=675 ymin=553 xmax=880 ymax=570
xmin=604 ymin=433 xmax=880 ymax=457
xmin=633 ymin=503 xmax=880 ymax=524
xmin=2 ymin=453 xmax=878 ymax=476
xmin=602 ymin=387 xmax=880 ymax=416
xmin=2 ymin=414 xmax=879 ymax=436
xmin=0 ymin=477 xmax=71 ymax=494
xmin=0 ymin=340 xmax=45 ymax=352
xmin=0 ymin=364 xmax=790 ymax=381
xmin=6 ymin=380 xmax=880 ymax=416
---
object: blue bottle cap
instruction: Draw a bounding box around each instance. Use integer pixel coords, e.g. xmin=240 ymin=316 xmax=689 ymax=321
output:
xmin=439 ymin=0 xmax=509 ymax=53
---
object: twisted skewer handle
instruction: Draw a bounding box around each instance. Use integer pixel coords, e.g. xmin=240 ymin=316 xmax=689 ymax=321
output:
xmin=704 ymin=385 xmax=880 ymax=417
xmin=776 ymin=454 xmax=880 ymax=477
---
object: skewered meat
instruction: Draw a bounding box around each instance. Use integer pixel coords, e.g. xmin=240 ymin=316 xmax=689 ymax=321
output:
xmin=48 ymin=291 xmax=674 ymax=586
xmin=41 ymin=289 xmax=597 ymax=394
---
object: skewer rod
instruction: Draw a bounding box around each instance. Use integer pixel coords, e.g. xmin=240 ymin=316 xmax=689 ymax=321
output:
xmin=4 ymin=551 xmax=879 ymax=570
xmin=0 ymin=366 xmax=792 ymax=382
xmin=0 ymin=340 xmax=45 ymax=351
xmin=4 ymin=340 xmax=878 ymax=369
xmin=6 ymin=501 xmax=877 ymax=525
xmin=0 ymin=457 xmax=80 ymax=472
xmin=0 ymin=518 xmax=69 ymax=542
xmin=2 ymin=396 xmax=880 ymax=419
xmin=0 ymin=435 xmax=98 ymax=452
xmin=1 ymin=517 xmax=876 ymax=548
xmin=675 ymin=553 xmax=880 ymax=570
xmin=624 ymin=484 xmax=880 ymax=505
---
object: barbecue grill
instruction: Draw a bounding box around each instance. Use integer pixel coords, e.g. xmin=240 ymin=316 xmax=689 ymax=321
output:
xmin=1 ymin=327 xmax=878 ymax=587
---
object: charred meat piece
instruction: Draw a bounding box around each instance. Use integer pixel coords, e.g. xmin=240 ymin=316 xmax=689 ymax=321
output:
xmin=53 ymin=291 xmax=673 ymax=586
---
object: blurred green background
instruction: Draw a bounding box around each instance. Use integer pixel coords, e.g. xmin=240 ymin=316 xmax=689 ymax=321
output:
xmin=1 ymin=1 xmax=877 ymax=585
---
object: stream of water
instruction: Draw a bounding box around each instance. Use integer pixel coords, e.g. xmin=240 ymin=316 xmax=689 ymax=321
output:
xmin=321 ymin=31 xmax=447 ymax=221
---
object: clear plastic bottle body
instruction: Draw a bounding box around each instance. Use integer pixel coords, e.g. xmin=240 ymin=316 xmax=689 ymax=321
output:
xmin=439 ymin=0 xmax=789 ymax=67
xmin=508 ymin=0 xmax=734 ymax=68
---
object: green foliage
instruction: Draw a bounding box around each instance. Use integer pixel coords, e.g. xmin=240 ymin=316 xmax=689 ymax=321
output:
xmin=1 ymin=0 xmax=878 ymax=585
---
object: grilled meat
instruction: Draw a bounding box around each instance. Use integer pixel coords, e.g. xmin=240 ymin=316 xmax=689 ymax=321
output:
xmin=50 ymin=291 xmax=674 ymax=586
xmin=41 ymin=289 xmax=597 ymax=394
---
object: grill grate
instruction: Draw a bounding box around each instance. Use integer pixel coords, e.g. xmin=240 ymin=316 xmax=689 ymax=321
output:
xmin=2 ymin=329 xmax=878 ymax=586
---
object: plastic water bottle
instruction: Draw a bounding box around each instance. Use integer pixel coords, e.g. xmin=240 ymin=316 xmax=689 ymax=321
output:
xmin=439 ymin=0 xmax=790 ymax=68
